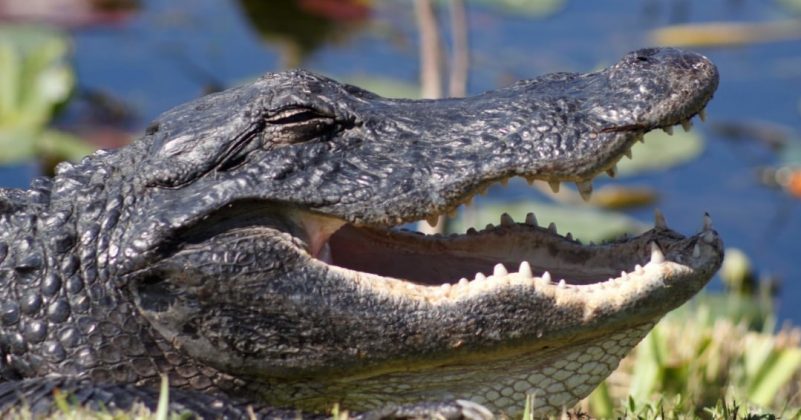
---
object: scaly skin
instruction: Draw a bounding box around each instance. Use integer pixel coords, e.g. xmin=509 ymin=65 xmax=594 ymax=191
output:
xmin=0 ymin=48 xmax=721 ymax=417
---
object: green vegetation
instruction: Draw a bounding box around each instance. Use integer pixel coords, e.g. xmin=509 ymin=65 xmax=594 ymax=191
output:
xmin=0 ymin=24 xmax=92 ymax=165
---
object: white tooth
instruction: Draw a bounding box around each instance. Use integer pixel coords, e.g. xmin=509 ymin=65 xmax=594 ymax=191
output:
xmin=519 ymin=261 xmax=533 ymax=278
xmin=458 ymin=278 xmax=469 ymax=286
xmin=624 ymin=149 xmax=633 ymax=159
xmin=500 ymin=178 xmax=509 ymax=187
xmin=650 ymin=242 xmax=665 ymax=264
xmin=475 ymin=272 xmax=486 ymax=281
xmin=500 ymin=213 xmax=514 ymax=226
xmin=606 ymin=165 xmax=618 ymax=178
xmin=565 ymin=232 xmax=573 ymax=241
xmin=558 ymin=279 xmax=566 ymax=288
xmin=440 ymin=283 xmax=451 ymax=291
xmin=493 ymin=263 xmax=508 ymax=277
xmin=635 ymin=264 xmax=644 ymax=274
xmin=654 ymin=208 xmax=667 ymax=229
xmin=548 ymin=222 xmax=557 ymax=234
xmin=693 ymin=244 xmax=701 ymax=258
xmin=681 ymin=119 xmax=692 ymax=132
xmin=662 ymin=126 xmax=673 ymax=136
xmin=485 ymin=223 xmax=494 ymax=230
xmin=576 ymin=181 xmax=593 ymax=201
xmin=542 ymin=271 xmax=552 ymax=283
xmin=525 ymin=212 xmax=538 ymax=226
xmin=426 ymin=215 xmax=439 ymax=228
xmin=548 ymin=181 xmax=560 ymax=193
xmin=703 ymin=212 xmax=713 ymax=230
xmin=703 ymin=231 xmax=716 ymax=243
xmin=699 ymin=108 xmax=707 ymax=122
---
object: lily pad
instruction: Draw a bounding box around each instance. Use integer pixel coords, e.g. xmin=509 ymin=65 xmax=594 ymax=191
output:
xmin=449 ymin=200 xmax=647 ymax=243
xmin=437 ymin=0 xmax=565 ymax=17
xmin=615 ymin=128 xmax=704 ymax=177
xmin=343 ymin=76 xmax=420 ymax=99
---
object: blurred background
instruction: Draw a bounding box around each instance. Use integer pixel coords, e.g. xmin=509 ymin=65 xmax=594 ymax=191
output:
xmin=2 ymin=0 xmax=801 ymax=414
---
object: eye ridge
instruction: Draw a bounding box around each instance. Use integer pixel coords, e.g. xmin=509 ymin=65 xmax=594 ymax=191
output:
xmin=266 ymin=107 xmax=333 ymax=125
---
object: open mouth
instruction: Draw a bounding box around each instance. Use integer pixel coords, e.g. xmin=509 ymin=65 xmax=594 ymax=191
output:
xmin=292 ymin=111 xmax=721 ymax=300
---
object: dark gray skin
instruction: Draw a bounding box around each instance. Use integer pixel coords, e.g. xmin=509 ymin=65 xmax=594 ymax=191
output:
xmin=0 ymin=48 xmax=721 ymax=418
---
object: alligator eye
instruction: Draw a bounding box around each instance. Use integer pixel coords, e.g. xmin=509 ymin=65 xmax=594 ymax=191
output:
xmin=266 ymin=107 xmax=336 ymax=144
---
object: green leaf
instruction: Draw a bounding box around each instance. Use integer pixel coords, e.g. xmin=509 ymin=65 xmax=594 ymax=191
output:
xmin=748 ymin=347 xmax=801 ymax=406
xmin=615 ymin=128 xmax=704 ymax=177
xmin=156 ymin=374 xmax=170 ymax=420
xmin=0 ymin=24 xmax=73 ymax=128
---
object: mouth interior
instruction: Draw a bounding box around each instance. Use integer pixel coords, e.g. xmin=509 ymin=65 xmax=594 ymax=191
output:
xmin=322 ymin=221 xmax=645 ymax=286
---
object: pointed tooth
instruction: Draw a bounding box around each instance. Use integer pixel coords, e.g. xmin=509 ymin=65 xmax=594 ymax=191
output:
xmin=624 ymin=149 xmax=633 ymax=159
xmin=466 ymin=227 xmax=477 ymax=234
xmin=519 ymin=261 xmax=533 ymax=278
xmin=485 ymin=223 xmax=494 ymax=230
xmin=565 ymin=232 xmax=573 ymax=241
xmin=458 ymin=278 xmax=469 ymax=286
xmin=703 ymin=212 xmax=713 ymax=230
xmin=479 ymin=185 xmax=489 ymax=196
xmin=541 ymin=271 xmax=552 ymax=283
xmin=635 ymin=264 xmax=644 ymax=274
xmin=681 ymin=119 xmax=692 ymax=132
xmin=557 ymin=279 xmax=566 ymax=288
xmin=548 ymin=222 xmax=557 ymax=234
xmin=699 ymin=108 xmax=707 ymax=122
xmin=693 ymin=244 xmax=701 ymax=258
xmin=475 ymin=272 xmax=486 ymax=281
xmin=525 ymin=212 xmax=538 ymax=226
xmin=493 ymin=263 xmax=508 ymax=277
xmin=500 ymin=213 xmax=514 ymax=226
xmin=654 ymin=208 xmax=667 ymax=229
xmin=606 ymin=165 xmax=618 ymax=178
xmin=525 ymin=176 xmax=536 ymax=185
xmin=426 ymin=214 xmax=439 ymax=228
xmin=548 ymin=181 xmax=560 ymax=193
xmin=662 ymin=126 xmax=674 ymax=136
xmin=636 ymin=133 xmax=645 ymax=143
xmin=500 ymin=178 xmax=509 ymax=187
xmin=620 ymin=271 xmax=628 ymax=279
xmin=576 ymin=181 xmax=593 ymax=201
xmin=650 ymin=242 xmax=665 ymax=264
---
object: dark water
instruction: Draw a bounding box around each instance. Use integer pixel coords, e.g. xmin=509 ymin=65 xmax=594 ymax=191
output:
xmin=5 ymin=1 xmax=801 ymax=320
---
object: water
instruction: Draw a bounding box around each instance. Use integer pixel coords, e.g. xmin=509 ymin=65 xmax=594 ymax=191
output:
xmin=3 ymin=0 xmax=801 ymax=320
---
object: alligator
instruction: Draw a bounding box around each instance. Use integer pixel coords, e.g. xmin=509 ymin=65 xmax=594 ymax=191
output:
xmin=0 ymin=47 xmax=721 ymax=418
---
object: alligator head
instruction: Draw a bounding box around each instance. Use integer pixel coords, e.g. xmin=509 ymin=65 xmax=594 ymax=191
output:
xmin=63 ymin=48 xmax=720 ymax=415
